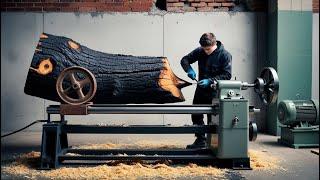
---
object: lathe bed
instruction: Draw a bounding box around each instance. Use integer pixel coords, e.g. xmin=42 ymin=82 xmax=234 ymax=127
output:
xmin=39 ymin=104 xmax=257 ymax=170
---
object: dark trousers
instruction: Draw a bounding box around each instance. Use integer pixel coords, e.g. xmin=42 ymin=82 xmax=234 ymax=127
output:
xmin=192 ymin=87 xmax=214 ymax=139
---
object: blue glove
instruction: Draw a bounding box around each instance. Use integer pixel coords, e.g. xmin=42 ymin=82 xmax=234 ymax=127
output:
xmin=187 ymin=68 xmax=196 ymax=80
xmin=198 ymin=79 xmax=212 ymax=88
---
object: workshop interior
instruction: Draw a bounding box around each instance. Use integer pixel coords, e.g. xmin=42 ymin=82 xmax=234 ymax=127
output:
xmin=1 ymin=0 xmax=319 ymax=179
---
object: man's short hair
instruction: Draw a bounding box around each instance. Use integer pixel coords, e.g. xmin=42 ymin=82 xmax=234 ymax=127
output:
xmin=199 ymin=33 xmax=216 ymax=47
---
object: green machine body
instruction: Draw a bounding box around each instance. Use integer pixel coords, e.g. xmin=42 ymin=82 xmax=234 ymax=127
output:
xmin=207 ymin=67 xmax=279 ymax=169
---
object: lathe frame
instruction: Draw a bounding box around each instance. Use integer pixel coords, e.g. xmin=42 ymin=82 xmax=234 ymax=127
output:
xmin=39 ymin=67 xmax=279 ymax=170
xmin=39 ymin=103 xmax=256 ymax=170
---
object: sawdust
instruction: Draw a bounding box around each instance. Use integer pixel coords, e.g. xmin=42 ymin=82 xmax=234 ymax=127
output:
xmin=1 ymin=151 xmax=225 ymax=179
xmin=73 ymin=140 xmax=185 ymax=149
xmin=1 ymin=142 xmax=283 ymax=179
xmin=248 ymin=150 xmax=283 ymax=170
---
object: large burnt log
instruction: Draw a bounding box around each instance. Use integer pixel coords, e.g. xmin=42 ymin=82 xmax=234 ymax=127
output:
xmin=24 ymin=33 xmax=191 ymax=104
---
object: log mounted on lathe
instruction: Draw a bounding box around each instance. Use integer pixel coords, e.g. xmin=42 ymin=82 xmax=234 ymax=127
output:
xmin=24 ymin=33 xmax=192 ymax=104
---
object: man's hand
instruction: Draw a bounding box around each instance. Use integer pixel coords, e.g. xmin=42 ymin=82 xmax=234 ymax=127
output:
xmin=187 ymin=68 xmax=196 ymax=80
xmin=198 ymin=79 xmax=212 ymax=88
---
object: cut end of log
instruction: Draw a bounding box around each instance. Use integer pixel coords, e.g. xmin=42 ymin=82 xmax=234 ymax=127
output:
xmin=30 ymin=58 xmax=53 ymax=75
xmin=40 ymin=34 xmax=48 ymax=39
xmin=158 ymin=58 xmax=192 ymax=100
xmin=68 ymin=40 xmax=80 ymax=51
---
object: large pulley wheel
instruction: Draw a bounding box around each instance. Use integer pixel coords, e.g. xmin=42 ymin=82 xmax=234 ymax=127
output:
xmin=254 ymin=67 xmax=279 ymax=105
xmin=56 ymin=66 xmax=97 ymax=105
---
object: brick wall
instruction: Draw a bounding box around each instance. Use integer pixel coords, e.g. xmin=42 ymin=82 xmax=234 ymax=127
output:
xmin=314 ymin=0 xmax=319 ymax=12
xmin=0 ymin=0 xmax=153 ymax=12
xmin=0 ymin=0 xmax=274 ymax=13
xmin=166 ymin=0 xmax=236 ymax=12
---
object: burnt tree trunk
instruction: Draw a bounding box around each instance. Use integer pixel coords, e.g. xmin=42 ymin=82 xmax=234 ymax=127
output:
xmin=24 ymin=33 xmax=191 ymax=104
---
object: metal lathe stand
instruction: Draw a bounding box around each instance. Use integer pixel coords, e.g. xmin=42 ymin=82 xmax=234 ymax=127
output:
xmin=41 ymin=104 xmax=244 ymax=169
xmin=39 ymin=67 xmax=279 ymax=170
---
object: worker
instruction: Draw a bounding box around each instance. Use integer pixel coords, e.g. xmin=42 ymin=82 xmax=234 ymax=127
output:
xmin=181 ymin=32 xmax=232 ymax=149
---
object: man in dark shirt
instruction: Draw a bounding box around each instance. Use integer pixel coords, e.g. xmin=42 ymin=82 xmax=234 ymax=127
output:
xmin=180 ymin=33 xmax=232 ymax=149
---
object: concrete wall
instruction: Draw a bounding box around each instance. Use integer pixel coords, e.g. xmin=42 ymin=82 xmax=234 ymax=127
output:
xmin=2 ymin=12 xmax=267 ymax=133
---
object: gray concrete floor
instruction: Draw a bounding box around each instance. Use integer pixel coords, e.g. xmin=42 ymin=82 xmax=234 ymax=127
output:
xmin=1 ymin=132 xmax=319 ymax=179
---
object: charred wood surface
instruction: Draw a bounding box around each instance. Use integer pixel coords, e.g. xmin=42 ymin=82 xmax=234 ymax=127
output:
xmin=24 ymin=33 xmax=191 ymax=104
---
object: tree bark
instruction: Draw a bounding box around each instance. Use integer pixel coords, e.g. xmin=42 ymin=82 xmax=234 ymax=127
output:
xmin=24 ymin=33 xmax=191 ymax=104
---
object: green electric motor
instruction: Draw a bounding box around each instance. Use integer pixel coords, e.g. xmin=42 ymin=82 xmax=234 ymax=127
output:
xmin=278 ymin=100 xmax=319 ymax=126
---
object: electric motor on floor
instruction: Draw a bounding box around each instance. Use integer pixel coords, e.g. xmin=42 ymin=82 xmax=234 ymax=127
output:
xmin=278 ymin=100 xmax=319 ymax=126
xmin=277 ymin=100 xmax=319 ymax=148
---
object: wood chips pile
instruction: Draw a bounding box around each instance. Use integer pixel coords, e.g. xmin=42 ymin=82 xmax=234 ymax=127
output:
xmin=1 ymin=141 xmax=282 ymax=179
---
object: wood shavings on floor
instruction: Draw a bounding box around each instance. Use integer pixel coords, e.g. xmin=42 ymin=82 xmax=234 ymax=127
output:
xmin=1 ymin=142 xmax=283 ymax=179
xmin=248 ymin=150 xmax=284 ymax=170
xmin=1 ymin=151 xmax=225 ymax=179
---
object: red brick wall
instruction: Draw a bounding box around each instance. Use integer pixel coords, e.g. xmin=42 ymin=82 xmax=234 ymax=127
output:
xmin=0 ymin=0 xmax=153 ymax=12
xmin=0 ymin=0 xmax=275 ymax=13
xmin=314 ymin=0 xmax=319 ymax=12
xmin=166 ymin=0 xmax=236 ymax=12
